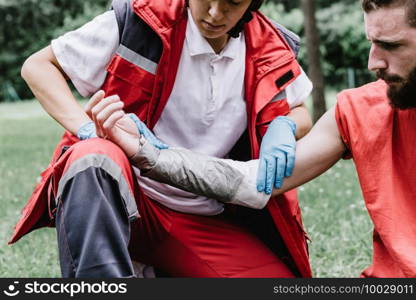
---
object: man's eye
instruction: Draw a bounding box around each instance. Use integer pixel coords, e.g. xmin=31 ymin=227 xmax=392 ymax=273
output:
xmin=378 ymin=42 xmax=400 ymax=50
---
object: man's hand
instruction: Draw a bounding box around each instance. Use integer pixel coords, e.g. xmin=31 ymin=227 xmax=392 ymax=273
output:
xmin=76 ymin=91 xmax=106 ymax=140
xmin=85 ymin=91 xmax=140 ymax=157
xmin=256 ymin=116 xmax=297 ymax=194
xmin=84 ymin=90 xmax=168 ymax=156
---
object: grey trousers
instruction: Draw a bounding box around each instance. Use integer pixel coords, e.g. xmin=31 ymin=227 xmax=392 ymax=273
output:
xmin=55 ymin=167 xmax=135 ymax=278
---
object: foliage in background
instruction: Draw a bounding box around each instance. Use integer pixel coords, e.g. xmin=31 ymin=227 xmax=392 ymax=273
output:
xmin=262 ymin=1 xmax=374 ymax=90
xmin=271 ymin=0 xmax=359 ymax=12
xmin=0 ymin=0 xmax=109 ymax=102
xmin=1 ymin=0 xmax=375 ymax=102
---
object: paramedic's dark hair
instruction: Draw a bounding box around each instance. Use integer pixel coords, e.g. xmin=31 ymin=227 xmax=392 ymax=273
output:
xmin=228 ymin=0 xmax=264 ymax=38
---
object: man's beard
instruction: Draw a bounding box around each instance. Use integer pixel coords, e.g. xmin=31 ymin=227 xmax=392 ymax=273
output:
xmin=377 ymin=68 xmax=416 ymax=110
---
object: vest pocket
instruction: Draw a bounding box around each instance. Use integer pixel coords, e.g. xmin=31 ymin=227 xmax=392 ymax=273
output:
xmin=103 ymin=55 xmax=156 ymax=119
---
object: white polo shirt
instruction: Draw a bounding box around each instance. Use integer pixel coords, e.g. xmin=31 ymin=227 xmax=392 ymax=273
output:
xmin=52 ymin=9 xmax=312 ymax=215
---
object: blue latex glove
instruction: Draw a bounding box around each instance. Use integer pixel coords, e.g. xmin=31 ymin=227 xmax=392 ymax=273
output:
xmin=77 ymin=121 xmax=97 ymax=140
xmin=128 ymin=113 xmax=169 ymax=150
xmin=256 ymin=116 xmax=297 ymax=194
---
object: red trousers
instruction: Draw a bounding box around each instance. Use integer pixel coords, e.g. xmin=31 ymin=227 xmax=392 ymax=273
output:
xmin=130 ymin=190 xmax=294 ymax=277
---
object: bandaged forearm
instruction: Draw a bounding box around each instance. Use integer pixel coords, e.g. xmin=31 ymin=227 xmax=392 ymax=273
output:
xmin=130 ymin=138 xmax=270 ymax=209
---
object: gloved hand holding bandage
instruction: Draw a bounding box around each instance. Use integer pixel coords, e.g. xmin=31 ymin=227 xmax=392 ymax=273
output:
xmin=256 ymin=116 xmax=297 ymax=194
xmin=77 ymin=121 xmax=98 ymax=140
xmin=89 ymin=95 xmax=271 ymax=209
xmin=128 ymin=113 xmax=169 ymax=150
xmin=82 ymin=90 xmax=169 ymax=150
xmin=77 ymin=116 xmax=168 ymax=152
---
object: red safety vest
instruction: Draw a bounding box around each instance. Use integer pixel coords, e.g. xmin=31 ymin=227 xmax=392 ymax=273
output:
xmin=9 ymin=0 xmax=312 ymax=277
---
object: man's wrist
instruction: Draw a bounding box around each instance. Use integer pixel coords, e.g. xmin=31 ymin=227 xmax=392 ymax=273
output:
xmin=129 ymin=137 xmax=161 ymax=172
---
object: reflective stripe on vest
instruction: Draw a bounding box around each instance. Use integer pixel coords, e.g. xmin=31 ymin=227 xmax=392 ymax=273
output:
xmin=116 ymin=44 xmax=158 ymax=75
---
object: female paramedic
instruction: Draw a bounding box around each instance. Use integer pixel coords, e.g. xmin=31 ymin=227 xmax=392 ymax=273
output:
xmin=12 ymin=0 xmax=313 ymax=277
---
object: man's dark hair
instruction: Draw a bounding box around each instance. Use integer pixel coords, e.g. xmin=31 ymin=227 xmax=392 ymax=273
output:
xmin=361 ymin=0 xmax=416 ymax=26
xmin=249 ymin=0 xmax=264 ymax=11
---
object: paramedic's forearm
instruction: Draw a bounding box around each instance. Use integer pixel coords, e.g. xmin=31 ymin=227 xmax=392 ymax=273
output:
xmin=286 ymin=103 xmax=312 ymax=139
xmin=21 ymin=46 xmax=90 ymax=135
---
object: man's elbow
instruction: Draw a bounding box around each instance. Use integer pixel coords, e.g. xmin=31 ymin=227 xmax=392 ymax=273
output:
xmin=296 ymin=113 xmax=313 ymax=139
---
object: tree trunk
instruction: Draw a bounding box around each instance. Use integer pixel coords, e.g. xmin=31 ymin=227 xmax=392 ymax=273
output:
xmin=301 ymin=0 xmax=326 ymax=123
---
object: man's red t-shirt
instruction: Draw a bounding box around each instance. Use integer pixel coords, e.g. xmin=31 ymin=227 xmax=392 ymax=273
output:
xmin=336 ymin=80 xmax=416 ymax=277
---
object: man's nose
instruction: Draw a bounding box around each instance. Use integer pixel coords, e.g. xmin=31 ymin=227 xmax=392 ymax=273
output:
xmin=368 ymin=44 xmax=388 ymax=72
xmin=208 ymin=1 xmax=225 ymax=21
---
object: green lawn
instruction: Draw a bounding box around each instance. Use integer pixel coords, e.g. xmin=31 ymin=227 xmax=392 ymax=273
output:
xmin=0 ymin=100 xmax=372 ymax=277
xmin=0 ymin=101 xmax=62 ymax=277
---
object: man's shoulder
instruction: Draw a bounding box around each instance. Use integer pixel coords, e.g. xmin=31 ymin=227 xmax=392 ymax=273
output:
xmin=335 ymin=80 xmax=393 ymax=144
xmin=334 ymin=80 xmax=392 ymax=159
xmin=336 ymin=80 xmax=389 ymax=111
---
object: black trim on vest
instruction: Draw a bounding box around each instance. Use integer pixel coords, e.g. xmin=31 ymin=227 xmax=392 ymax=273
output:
xmin=111 ymin=0 xmax=163 ymax=64
xmin=275 ymin=70 xmax=295 ymax=89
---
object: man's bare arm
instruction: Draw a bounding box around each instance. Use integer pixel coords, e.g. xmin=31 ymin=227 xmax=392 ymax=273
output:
xmin=90 ymin=97 xmax=346 ymax=209
xmin=287 ymin=103 xmax=313 ymax=139
xmin=271 ymin=106 xmax=346 ymax=196
xmin=138 ymin=106 xmax=346 ymax=203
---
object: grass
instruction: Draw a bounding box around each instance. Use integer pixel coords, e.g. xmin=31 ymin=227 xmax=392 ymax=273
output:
xmin=299 ymin=162 xmax=373 ymax=277
xmin=300 ymin=90 xmax=373 ymax=277
xmin=0 ymin=101 xmax=62 ymax=277
xmin=0 ymin=100 xmax=372 ymax=278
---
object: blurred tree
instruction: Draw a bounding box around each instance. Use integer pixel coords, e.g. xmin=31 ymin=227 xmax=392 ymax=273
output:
xmin=267 ymin=0 xmax=358 ymax=11
xmin=261 ymin=1 xmax=372 ymax=91
xmin=1 ymin=0 xmax=373 ymax=102
xmin=0 ymin=0 xmax=109 ymax=101
xmin=317 ymin=3 xmax=372 ymax=88
xmin=301 ymin=0 xmax=326 ymax=122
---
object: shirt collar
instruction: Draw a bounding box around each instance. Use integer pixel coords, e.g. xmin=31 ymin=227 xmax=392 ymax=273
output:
xmin=186 ymin=9 xmax=242 ymax=60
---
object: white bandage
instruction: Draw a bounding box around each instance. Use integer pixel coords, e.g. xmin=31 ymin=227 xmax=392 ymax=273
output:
xmin=130 ymin=140 xmax=270 ymax=209
xmin=223 ymin=159 xmax=270 ymax=209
